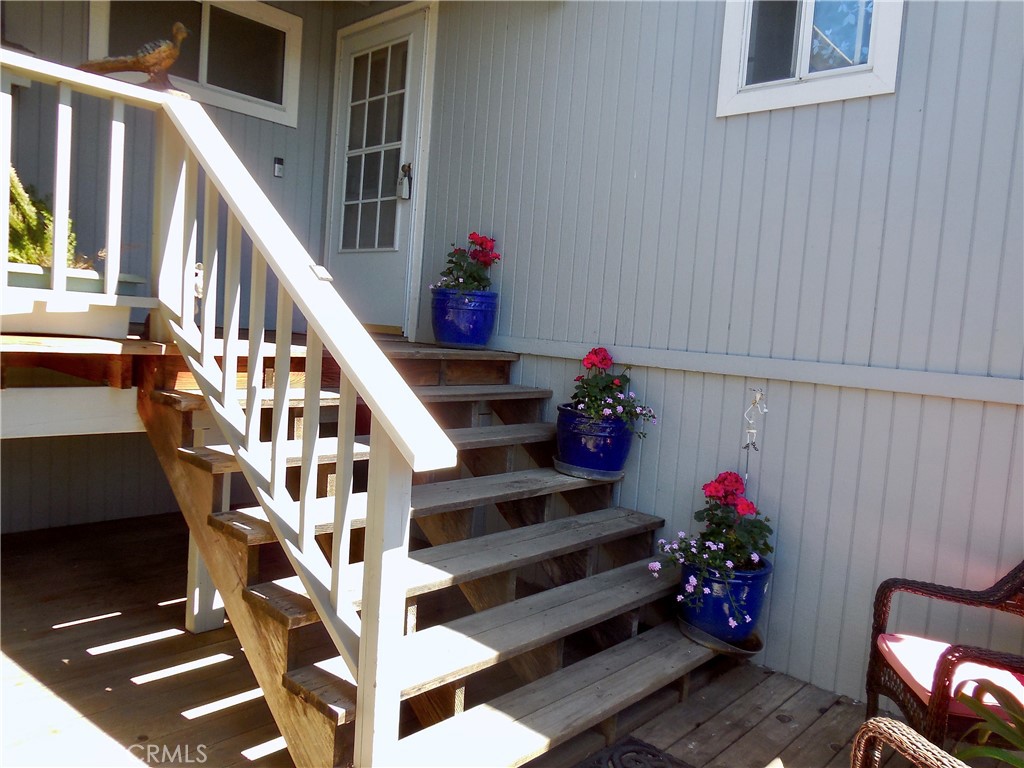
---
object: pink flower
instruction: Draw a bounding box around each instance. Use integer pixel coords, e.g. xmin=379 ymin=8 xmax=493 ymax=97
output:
xmin=702 ymin=481 xmax=726 ymax=500
xmin=735 ymin=497 xmax=758 ymax=517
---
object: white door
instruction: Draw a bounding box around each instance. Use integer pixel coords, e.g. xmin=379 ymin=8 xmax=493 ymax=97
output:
xmin=326 ymin=11 xmax=427 ymax=333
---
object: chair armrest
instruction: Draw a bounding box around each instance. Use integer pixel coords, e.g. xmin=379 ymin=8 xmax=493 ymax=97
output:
xmin=851 ymin=717 xmax=968 ymax=768
xmin=871 ymin=577 xmax=1008 ymax=640
xmin=927 ymin=645 xmax=1024 ymax=728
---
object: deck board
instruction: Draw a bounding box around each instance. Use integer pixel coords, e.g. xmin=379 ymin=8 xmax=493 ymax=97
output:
xmin=4 ymin=513 xmax=891 ymax=768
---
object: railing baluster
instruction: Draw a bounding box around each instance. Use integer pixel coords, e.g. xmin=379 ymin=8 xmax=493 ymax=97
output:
xmin=200 ymin=177 xmax=219 ymax=369
xmin=299 ymin=331 xmax=324 ymax=554
xmin=181 ymin=153 xmax=199 ymax=331
xmin=245 ymin=250 xmax=268 ymax=449
xmin=332 ymin=373 xmax=357 ymax=604
xmin=356 ymin=422 xmax=414 ymax=767
xmin=103 ymin=98 xmax=125 ymax=295
xmin=270 ymin=285 xmax=294 ymax=507
xmin=52 ymin=83 xmax=73 ymax=291
xmin=1 ymin=81 xmax=11 ymax=290
xmin=152 ymin=113 xmax=187 ymax=340
xmin=221 ymin=213 xmax=242 ymax=405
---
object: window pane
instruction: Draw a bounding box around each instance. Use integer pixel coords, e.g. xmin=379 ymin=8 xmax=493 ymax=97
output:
xmin=745 ymin=0 xmax=798 ymax=85
xmin=345 ymin=156 xmax=363 ymax=202
xmin=108 ymin=1 xmax=202 ymax=82
xmin=384 ymin=94 xmax=404 ymax=144
xmin=348 ymin=102 xmax=366 ymax=151
xmin=388 ymin=41 xmax=408 ymax=91
xmin=351 ymin=54 xmax=369 ymax=101
xmin=358 ymin=203 xmax=378 ymax=249
xmin=809 ymin=0 xmax=873 ymax=73
xmin=342 ymin=204 xmax=359 ymax=249
xmin=378 ymin=200 xmax=397 ymax=249
xmin=369 ymin=49 xmax=388 ymax=97
xmin=208 ymin=6 xmax=285 ymax=104
xmin=361 ymin=152 xmax=382 ymax=201
xmin=382 ymin=149 xmax=401 ymax=197
xmin=366 ymin=97 xmax=385 ymax=147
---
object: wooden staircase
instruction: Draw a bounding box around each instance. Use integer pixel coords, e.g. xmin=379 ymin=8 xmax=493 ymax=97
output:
xmin=140 ymin=342 xmax=715 ymax=768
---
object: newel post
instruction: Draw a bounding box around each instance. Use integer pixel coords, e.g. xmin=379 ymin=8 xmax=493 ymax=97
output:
xmin=150 ymin=111 xmax=189 ymax=342
xmin=355 ymin=418 xmax=413 ymax=766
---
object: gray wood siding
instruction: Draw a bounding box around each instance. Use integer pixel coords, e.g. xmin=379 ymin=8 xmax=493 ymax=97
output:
xmin=423 ymin=1 xmax=1024 ymax=700
xmin=0 ymin=433 xmax=179 ymax=533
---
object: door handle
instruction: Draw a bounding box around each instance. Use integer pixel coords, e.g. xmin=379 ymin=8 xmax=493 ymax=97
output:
xmin=398 ymin=162 xmax=412 ymax=199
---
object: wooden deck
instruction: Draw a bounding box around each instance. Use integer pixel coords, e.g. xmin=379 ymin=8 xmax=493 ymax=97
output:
xmin=1 ymin=513 xmax=881 ymax=768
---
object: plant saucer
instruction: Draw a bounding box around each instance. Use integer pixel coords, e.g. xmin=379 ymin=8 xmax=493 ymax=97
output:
xmin=676 ymin=617 xmax=764 ymax=657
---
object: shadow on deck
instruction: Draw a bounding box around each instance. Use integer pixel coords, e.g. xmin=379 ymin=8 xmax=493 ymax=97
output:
xmin=1 ymin=513 xmax=878 ymax=768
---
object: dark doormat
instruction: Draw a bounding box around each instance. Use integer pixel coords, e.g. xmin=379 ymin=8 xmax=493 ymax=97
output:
xmin=572 ymin=736 xmax=695 ymax=768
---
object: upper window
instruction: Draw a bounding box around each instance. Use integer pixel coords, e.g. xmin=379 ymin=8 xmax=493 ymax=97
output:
xmin=88 ymin=1 xmax=302 ymax=127
xmin=717 ymin=0 xmax=904 ymax=117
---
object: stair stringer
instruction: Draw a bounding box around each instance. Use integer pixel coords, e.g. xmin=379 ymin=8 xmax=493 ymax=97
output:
xmin=137 ymin=367 xmax=347 ymax=768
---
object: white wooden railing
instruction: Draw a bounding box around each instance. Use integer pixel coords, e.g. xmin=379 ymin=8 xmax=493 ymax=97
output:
xmin=1 ymin=49 xmax=458 ymax=766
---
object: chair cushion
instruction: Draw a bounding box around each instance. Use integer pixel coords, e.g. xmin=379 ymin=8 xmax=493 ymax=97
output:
xmin=877 ymin=633 xmax=1024 ymax=718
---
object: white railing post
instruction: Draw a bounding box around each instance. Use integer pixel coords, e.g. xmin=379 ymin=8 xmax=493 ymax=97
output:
xmin=51 ymin=83 xmax=73 ymax=290
xmin=355 ymin=421 xmax=414 ymax=767
xmin=103 ymin=98 xmax=125 ymax=295
xmin=151 ymin=113 xmax=189 ymax=342
xmin=1 ymin=81 xmax=11 ymax=291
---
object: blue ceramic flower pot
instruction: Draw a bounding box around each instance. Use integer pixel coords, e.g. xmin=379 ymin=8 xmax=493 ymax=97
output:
xmin=431 ymin=288 xmax=498 ymax=348
xmin=679 ymin=559 xmax=773 ymax=644
xmin=554 ymin=403 xmax=634 ymax=480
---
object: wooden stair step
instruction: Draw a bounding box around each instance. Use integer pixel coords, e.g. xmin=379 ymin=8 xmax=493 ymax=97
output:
xmin=179 ymin=424 xmax=554 ymax=475
xmin=281 ymin=660 xmax=357 ymax=726
xmin=242 ymin=507 xmax=664 ymax=628
xmin=388 ymin=622 xmax=717 ymax=767
xmin=177 ymin=436 xmax=371 ymax=474
xmin=394 ymin=561 xmax=675 ymax=698
xmin=209 ymin=468 xmax=606 ymax=545
xmin=377 ymin=341 xmax=519 ymax=362
xmin=151 ymin=387 xmax=344 ymax=411
xmin=411 ymin=384 xmax=552 ymax=403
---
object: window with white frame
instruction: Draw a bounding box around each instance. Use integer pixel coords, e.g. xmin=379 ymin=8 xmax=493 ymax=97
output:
xmin=88 ymin=1 xmax=302 ymax=127
xmin=717 ymin=0 xmax=905 ymax=117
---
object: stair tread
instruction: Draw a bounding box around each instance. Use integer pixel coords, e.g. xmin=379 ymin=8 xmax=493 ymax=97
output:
xmin=388 ymin=623 xmax=716 ymax=767
xmin=395 ymin=561 xmax=674 ymax=697
xmin=281 ymin=660 xmax=357 ymax=726
xmin=412 ymin=384 xmax=552 ymax=402
xmin=180 ymin=423 xmax=554 ymax=474
xmin=209 ymin=467 xmax=607 ymax=544
xmin=243 ymin=507 xmax=663 ymax=627
xmin=377 ymin=341 xmax=519 ymax=362
xmin=177 ymin=436 xmax=371 ymax=474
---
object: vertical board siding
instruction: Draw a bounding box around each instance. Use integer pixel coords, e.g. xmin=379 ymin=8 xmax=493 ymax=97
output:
xmin=451 ymin=0 xmax=1024 ymax=700
xmin=0 ymin=434 xmax=179 ymax=534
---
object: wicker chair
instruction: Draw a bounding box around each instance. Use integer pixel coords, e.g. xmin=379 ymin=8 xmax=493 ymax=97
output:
xmin=865 ymin=560 xmax=1024 ymax=745
xmin=850 ymin=717 xmax=968 ymax=768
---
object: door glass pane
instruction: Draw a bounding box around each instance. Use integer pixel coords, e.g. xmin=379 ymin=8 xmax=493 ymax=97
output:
xmin=348 ymin=103 xmax=365 ymax=151
xmin=358 ymin=203 xmax=378 ymax=249
xmin=345 ymin=156 xmax=362 ymax=201
xmin=351 ymin=54 xmax=369 ymax=101
xmin=384 ymin=95 xmax=404 ymax=143
xmin=809 ymin=0 xmax=873 ymax=73
xmin=382 ymin=149 xmax=401 ymax=196
xmin=361 ymin=152 xmax=381 ymax=200
xmin=378 ymin=200 xmax=397 ymax=248
xmin=745 ymin=0 xmax=798 ymax=85
xmin=366 ymin=98 xmax=386 ymax=147
xmin=369 ymin=49 xmax=388 ymax=97
xmin=388 ymin=42 xmax=408 ymax=91
xmin=342 ymin=204 xmax=359 ymax=249
xmin=208 ymin=6 xmax=285 ymax=104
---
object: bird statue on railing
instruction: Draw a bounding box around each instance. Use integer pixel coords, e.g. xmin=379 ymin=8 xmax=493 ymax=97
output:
xmin=79 ymin=22 xmax=188 ymax=90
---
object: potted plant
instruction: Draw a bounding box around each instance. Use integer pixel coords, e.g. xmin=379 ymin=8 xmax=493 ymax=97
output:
xmin=553 ymin=347 xmax=657 ymax=479
xmin=649 ymin=470 xmax=774 ymax=646
xmin=430 ymin=231 xmax=501 ymax=348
